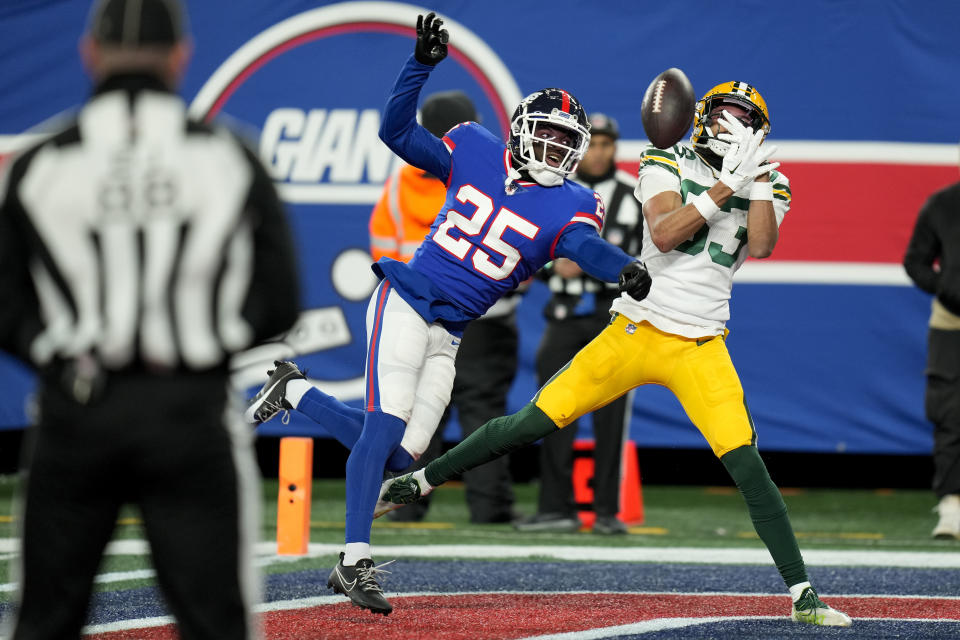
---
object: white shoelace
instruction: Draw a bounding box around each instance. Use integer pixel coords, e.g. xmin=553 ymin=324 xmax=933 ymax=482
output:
xmin=357 ymin=559 xmax=395 ymax=593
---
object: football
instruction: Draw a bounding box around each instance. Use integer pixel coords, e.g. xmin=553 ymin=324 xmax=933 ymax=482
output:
xmin=641 ymin=68 xmax=695 ymax=149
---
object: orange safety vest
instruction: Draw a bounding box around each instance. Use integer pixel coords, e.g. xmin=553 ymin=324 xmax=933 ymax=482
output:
xmin=369 ymin=163 xmax=446 ymax=262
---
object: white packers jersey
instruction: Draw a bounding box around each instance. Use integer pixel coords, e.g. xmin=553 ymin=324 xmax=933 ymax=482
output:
xmin=611 ymin=143 xmax=791 ymax=337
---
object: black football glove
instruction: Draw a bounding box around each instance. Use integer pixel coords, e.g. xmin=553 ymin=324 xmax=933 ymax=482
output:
xmin=415 ymin=12 xmax=449 ymax=65
xmin=619 ymin=261 xmax=651 ymax=302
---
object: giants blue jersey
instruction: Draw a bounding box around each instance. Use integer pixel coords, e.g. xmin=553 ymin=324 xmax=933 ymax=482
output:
xmin=376 ymin=56 xmax=634 ymax=333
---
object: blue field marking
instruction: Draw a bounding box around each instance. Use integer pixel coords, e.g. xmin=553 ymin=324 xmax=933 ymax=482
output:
xmin=0 ymin=586 xmax=170 ymax=629
xmin=88 ymin=587 xmax=170 ymax=625
xmin=263 ymin=560 xmax=960 ymax=602
xmin=622 ymin=619 xmax=960 ymax=640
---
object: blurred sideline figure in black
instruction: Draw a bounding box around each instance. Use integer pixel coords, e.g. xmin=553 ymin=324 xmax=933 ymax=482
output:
xmin=904 ymin=151 xmax=960 ymax=540
xmin=0 ymin=1 xmax=300 ymax=637
xmin=516 ymin=114 xmax=643 ymax=534
xmin=371 ymin=91 xmax=519 ymax=524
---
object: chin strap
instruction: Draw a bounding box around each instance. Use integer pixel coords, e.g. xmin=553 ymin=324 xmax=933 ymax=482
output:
xmin=504 ymin=161 xmax=564 ymax=191
xmin=707 ymin=138 xmax=732 ymax=157
xmin=525 ymin=163 xmax=564 ymax=187
xmin=702 ymin=126 xmax=732 ymax=157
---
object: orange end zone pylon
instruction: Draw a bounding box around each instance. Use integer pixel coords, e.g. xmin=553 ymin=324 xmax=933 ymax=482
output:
xmin=572 ymin=439 xmax=643 ymax=528
xmin=277 ymin=436 xmax=313 ymax=555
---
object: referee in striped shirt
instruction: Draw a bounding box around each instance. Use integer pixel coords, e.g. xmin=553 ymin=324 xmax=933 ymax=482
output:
xmin=0 ymin=1 xmax=299 ymax=638
xmin=518 ymin=114 xmax=644 ymax=534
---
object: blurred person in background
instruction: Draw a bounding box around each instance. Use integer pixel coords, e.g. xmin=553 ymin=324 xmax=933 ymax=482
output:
xmin=904 ymin=151 xmax=960 ymax=540
xmin=517 ymin=113 xmax=642 ymax=535
xmin=0 ymin=1 xmax=300 ymax=638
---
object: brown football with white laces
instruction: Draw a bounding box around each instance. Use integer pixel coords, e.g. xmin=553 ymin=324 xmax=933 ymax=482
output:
xmin=641 ymin=68 xmax=695 ymax=149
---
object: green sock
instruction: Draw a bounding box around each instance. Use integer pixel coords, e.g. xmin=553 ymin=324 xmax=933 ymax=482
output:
xmin=721 ymin=445 xmax=808 ymax=588
xmin=425 ymin=402 xmax=557 ymax=487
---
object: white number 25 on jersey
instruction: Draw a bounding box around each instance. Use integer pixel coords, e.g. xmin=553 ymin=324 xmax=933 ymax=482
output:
xmin=432 ymin=184 xmax=540 ymax=280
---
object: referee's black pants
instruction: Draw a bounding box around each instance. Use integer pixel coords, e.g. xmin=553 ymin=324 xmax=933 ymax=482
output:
xmin=13 ymin=368 xmax=258 ymax=640
xmin=535 ymin=304 xmax=629 ymax=519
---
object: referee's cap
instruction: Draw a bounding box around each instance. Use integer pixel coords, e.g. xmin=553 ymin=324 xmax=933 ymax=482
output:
xmin=88 ymin=0 xmax=188 ymax=46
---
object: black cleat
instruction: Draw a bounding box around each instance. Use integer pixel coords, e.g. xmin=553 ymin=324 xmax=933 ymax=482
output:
xmin=592 ymin=515 xmax=628 ymax=535
xmin=327 ymin=553 xmax=394 ymax=615
xmin=244 ymin=360 xmax=306 ymax=424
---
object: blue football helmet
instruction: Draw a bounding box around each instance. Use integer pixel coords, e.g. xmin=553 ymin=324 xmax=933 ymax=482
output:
xmin=508 ymin=88 xmax=591 ymax=186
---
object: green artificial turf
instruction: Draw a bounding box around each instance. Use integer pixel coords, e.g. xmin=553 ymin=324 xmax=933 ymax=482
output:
xmin=273 ymin=478 xmax=948 ymax=552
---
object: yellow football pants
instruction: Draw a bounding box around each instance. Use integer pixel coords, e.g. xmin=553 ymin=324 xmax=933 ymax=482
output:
xmin=534 ymin=313 xmax=756 ymax=458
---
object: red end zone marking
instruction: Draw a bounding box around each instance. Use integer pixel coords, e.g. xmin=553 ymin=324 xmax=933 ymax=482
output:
xmin=85 ymin=592 xmax=960 ymax=639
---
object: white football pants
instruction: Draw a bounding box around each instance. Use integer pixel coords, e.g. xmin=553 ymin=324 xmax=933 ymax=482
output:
xmin=365 ymin=280 xmax=460 ymax=458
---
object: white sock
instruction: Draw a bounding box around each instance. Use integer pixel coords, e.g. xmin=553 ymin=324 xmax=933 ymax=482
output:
xmin=343 ymin=542 xmax=371 ymax=566
xmin=789 ymin=581 xmax=812 ymax=602
xmin=413 ymin=468 xmax=433 ymax=491
xmin=284 ymin=378 xmax=313 ymax=408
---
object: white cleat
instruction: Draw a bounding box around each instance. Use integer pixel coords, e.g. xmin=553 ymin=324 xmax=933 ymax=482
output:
xmin=791 ymin=587 xmax=853 ymax=627
xmin=932 ymin=494 xmax=960 ymax=540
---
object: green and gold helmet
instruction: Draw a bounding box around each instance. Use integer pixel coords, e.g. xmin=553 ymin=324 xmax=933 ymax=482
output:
xmin=691 ymin=81 xmax=770 ymax=156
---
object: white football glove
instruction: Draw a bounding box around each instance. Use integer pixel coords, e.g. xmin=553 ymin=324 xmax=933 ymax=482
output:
xmin=718 ymin=127 xmax=780 ymax=193
xmin=717 ymin=109 xmax=753 ymax=146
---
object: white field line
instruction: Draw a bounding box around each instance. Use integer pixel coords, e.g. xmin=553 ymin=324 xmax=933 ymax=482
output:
xmin=518 ymin=615 xmax=960 ymax=639
xmin=0 ymin=568 xmax=159 ymax=593
xmin=3 ymin=538 xmax=956 ymax=568
xmin=519 ymin=617 xmax=772 ymax=640
xmin=0 ymin=550 xmax=301 ymax=592
xmin=83 ymin=614 xmax=175 ymax=635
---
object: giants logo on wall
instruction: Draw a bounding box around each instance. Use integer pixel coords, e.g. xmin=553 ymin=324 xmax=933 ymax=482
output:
xmin=190 ymin=2 xmax=521 ymax=407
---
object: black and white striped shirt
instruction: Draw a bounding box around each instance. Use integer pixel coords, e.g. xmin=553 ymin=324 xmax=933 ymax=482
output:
xmin=0 ymin=73 xmax=299 ymax=373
